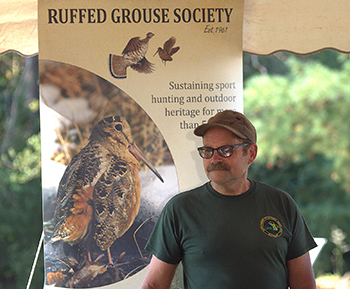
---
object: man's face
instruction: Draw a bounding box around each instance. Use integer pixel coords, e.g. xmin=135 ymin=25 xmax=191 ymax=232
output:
xmin=202 ymin=126 xmax=257 ymax=188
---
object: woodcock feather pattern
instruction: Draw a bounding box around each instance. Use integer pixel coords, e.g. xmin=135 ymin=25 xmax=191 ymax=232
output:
xmin=51 ymin=116 xmax=163 ymax=264
xmin=109 ymin=32 xmax=154 ymax=79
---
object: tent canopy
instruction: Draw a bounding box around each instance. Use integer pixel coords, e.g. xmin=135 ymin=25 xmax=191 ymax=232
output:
xmin=1 ymin=0 xmax=350 ymax=56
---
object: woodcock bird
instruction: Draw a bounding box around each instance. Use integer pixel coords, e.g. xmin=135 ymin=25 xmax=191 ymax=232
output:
xmin=154 ymin=36 xmax=180 ymax=65
xmin=109 ymin=32 xmax=155 ymax=79
xmin=51 ymin=116 xmax=163 ymax=265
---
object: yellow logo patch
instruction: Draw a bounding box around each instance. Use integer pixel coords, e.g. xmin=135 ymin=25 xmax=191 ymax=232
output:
xmin=260 ymin=216 xmax=283 ymax=237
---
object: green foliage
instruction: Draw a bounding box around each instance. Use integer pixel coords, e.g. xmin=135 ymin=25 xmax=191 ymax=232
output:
xmin=243 ymin=50 xmax=346 ymax=83
xmin=245 ymin=55 xmax=350 ymax=193
xmin=245 ymin=53 xmax=350 ymax=276
xmin=0 ymin=53 xmax=43 ymax=289
xmin=2 ymin=134 xmax=41 ymax=184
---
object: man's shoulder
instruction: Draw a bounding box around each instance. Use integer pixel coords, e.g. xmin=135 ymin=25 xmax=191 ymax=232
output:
xmin=166 ymin=183 xmax=208 ymax=206
xmin=253 ymin=180 xmax=282 ymax=193
xmin=252 ymin=180 xmax=296 ymax=203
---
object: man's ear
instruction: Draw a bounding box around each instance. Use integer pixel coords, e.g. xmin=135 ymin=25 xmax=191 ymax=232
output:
xmin=248 ymin=143 xmax=258 ymax=165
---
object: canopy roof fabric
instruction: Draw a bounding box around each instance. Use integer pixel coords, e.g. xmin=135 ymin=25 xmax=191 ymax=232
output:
xmin=0 ymin=0 xmax=37 ymax=56
xmin=1 ymin=0 xmax=350 ymax=56
xmin=244 ymin=0 xmax=350 ymax=55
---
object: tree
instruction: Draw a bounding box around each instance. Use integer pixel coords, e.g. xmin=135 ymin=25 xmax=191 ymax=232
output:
xmin=0 ymin=53 xmax=43 ymax=288
xmin=245 ymin=55 xmax=350 ymax=193
xmin=244 ymin=53 xmax=350 ymax=275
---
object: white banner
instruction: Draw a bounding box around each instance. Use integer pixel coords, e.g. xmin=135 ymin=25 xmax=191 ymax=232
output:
xmin=39 ymin=1 xmax=244 ymax=287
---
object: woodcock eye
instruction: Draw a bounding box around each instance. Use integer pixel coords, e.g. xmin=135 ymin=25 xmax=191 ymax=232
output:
xmin=114 ymin=124 xmax=122 ymax=131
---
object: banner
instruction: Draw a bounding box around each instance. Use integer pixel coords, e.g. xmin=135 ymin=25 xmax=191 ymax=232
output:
xmin=39 ymin=0 xmax=244 ymax=287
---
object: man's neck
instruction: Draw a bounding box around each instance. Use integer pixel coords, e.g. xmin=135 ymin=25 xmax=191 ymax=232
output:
xmin=210 ymin=178 xmax=251 ymax=196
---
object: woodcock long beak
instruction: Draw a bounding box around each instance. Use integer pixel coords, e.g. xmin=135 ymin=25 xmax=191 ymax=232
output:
xmin=153 ymin=48 xmax=160 ymax=57
xmin=129 ymin=143 xmax=164 ymax=183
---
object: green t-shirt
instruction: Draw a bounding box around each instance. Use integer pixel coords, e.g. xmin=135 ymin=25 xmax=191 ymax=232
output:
xmin=145 ymin=180 xmax=317 ymax=289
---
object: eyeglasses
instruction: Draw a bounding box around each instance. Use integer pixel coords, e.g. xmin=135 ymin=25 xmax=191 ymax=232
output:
xmin=197 ymin=143 xmax=250 ymax=159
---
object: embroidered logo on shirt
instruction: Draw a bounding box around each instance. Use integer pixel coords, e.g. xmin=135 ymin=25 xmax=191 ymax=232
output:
xmin=260 ymin=216 xmax=283 ymax=237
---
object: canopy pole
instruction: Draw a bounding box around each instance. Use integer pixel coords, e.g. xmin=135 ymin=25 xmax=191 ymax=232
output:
xmin=26 ymin=230 xmax=44 ymax=289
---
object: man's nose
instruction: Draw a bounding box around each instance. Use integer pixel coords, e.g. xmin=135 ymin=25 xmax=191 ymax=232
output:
xmin=211 ymin=150 xmax=222 ymax=162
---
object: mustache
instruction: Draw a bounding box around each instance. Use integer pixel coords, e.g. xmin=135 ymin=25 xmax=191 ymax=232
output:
xmin=207 ymin=162 xmax=230 ymax=172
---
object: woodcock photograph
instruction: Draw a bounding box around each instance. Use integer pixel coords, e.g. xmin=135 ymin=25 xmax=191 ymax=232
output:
xmin=40 ymin=60 xmax=179 ymax=288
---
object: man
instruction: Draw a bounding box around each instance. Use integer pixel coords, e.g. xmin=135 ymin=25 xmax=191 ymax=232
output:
xmin=141 ymin=110 xmax=317 ymax=289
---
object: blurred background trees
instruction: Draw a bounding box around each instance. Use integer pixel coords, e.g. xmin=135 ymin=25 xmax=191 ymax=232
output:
xmin=0 ymin=53 xmax=42 ymax=288
xmin=1 ymin=50 xmax=350 ymax=288
xmin=244 ymin=51 xmax=350 ymax=276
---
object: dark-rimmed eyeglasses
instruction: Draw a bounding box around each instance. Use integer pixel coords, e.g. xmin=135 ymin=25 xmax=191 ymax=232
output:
xmin=197 ymin=143 xmax=250 ymax=159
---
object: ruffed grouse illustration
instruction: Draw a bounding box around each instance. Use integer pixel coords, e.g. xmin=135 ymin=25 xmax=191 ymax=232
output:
xmin=109 ymin=32 xmax=155 ymax=79
xmin=154 ymin=36 xmax=180 ymax=65
xmin=51 ymin=116 xmax=163 ymax=265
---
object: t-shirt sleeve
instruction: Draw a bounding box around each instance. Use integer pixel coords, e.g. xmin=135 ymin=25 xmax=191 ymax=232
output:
xmin=286 ymin=196 xmax=317 ymax=260
xmin=145 ymin=198 xmax=183 ymax=264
